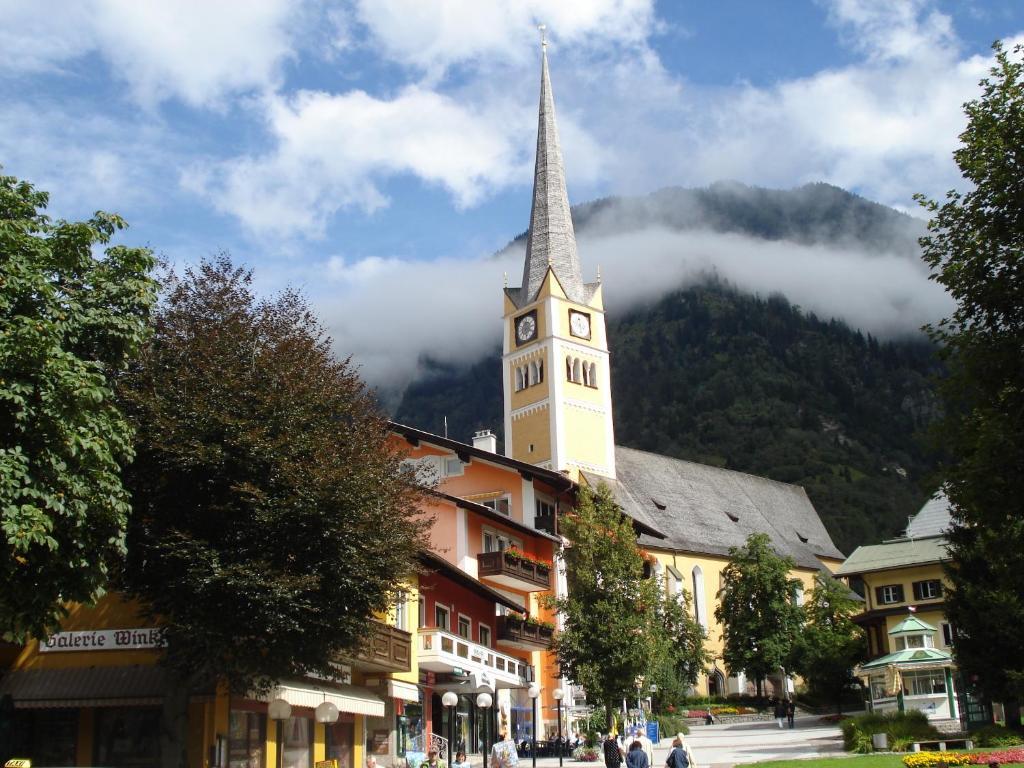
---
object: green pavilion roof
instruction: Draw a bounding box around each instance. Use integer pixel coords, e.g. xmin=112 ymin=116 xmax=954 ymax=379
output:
xmin=858 ymin=647 xmax=953 ymax=672
xmin=889 ymin=615 xmax=938 ymax=635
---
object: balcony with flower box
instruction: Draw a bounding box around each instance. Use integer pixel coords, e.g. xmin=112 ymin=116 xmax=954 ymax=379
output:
xmin=477 ymin=549 xmax=552 ymax=592
xmin=418 ymin=627 xmax=533 ymax=689
xmin=495 ymin=615 xmax=554 ymax=651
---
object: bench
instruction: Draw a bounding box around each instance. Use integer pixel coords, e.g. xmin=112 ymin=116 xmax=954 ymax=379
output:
xmin=910 ymin=739 xmax=974 ymax=752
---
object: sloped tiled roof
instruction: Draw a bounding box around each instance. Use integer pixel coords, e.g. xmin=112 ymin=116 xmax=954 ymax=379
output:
xmin=905 ymin=491 xmax=952 ymax=539
xmin=584 ymin=445 xmax=844 ymax=569
xmin=836 ymin=537 xmax=949 ymax=576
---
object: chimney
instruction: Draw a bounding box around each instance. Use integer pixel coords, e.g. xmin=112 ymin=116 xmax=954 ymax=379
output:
xmin=473 ymin=429 xmax=497 ymax=454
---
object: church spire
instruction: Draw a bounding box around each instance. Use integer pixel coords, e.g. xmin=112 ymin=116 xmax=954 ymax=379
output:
xmin=519 ymin=29 xmax=584 ymax=306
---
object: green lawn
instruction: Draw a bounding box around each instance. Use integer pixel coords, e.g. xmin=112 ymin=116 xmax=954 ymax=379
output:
xmin=736 ymin=757 xmax=906 ymax=768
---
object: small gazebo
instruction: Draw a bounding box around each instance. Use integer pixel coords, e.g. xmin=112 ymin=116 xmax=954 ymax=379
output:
xmin=856 ymin=613 xmax=958 ymax=720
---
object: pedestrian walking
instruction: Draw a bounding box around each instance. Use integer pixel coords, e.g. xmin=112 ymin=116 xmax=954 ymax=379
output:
xmin=626 ymin=741 xmax=649 ymax=768
xmin=786 ymin=700 xmax=796 ymax=729
xmin=633 ymin=728 xmax=654 ymax=767
xmin=603 ymin=731 xmax=625 ymax=768
xmin=664 ymin=734 xmax=695 ymax=768
xmin=774 ymin=699 xmax=786 ymax=729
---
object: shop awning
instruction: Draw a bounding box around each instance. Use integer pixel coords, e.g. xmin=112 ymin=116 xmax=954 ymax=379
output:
xmin=0 ymin=665 xmax=168 ymax=708
xmin=386 ymin=680 xmax=420 ymax=702
xmin=265 ymin=681 xmax=385 ymax=717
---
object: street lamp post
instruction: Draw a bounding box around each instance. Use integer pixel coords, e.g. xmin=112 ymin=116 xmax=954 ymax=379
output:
xmin=476 ymin=692 xmax=493 ymax=765
xmin=442 ymin=691 xmax=458 ymax=768
xmin=527 ymin=684 xmax=540 ymax=768
xmin=268 ymin=698 xmax=292 ymax=768
xmin=552 ymin=688 xmax=564 ymax=768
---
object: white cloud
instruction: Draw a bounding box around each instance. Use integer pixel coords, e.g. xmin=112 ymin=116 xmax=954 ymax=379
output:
xmin=184 ymin=85 xmax=536 ymax=237
xmin=312 ymin=224 xmax=952 ymax=389
xmin=0 ymin=0 xmax=299 ymax=107
xmin=352 ymin=0 xmax=656 ymax=77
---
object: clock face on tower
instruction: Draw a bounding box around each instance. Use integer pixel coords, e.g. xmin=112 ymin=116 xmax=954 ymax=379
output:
xmin=515 ymin=311 xmax=538 ymax=345
xmin=569 ymin=310 xmax=591 ymax=340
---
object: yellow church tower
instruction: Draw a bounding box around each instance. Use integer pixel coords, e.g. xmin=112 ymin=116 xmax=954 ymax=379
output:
xmin=502 ymin=37 xmax=615 ymax=481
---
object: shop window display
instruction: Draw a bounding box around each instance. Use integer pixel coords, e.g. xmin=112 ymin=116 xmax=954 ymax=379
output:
xmin=281 ymin=716 xmax=312 ymax=768
xmin=326 ymin=718 xmax=354 ymax=768
xmin=229 ymin=710 xmax=266 ymax=768
xmin=94 ymin=707 xmax=161 ymax=768
xmin=13 ymin=708 xmax=78 ymax=766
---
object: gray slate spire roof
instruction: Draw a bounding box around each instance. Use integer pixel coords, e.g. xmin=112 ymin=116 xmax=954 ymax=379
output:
xmin=517 ymin=45 xmax=586 ymax=306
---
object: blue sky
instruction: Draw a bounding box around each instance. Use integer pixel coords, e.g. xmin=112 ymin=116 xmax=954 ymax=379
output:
xmin=2 ymin=0 xmax=1022 ymax=389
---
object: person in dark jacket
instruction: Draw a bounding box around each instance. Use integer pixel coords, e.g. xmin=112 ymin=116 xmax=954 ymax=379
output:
xmin=786 ymin=700 xmax=796 ymax=729
xmin=603 ymin=732 xmax=624 ymax=768
xmin=626 ymin=741 xmax=648 ymax=768
xmin=774 ymin=699 xmax=786 ymax=729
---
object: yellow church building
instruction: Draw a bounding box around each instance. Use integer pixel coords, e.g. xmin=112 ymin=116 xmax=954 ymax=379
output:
xmin=499 ymin=38 xmax=845 ymax=699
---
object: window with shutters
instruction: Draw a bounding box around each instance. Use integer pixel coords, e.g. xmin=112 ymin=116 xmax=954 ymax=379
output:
xmin=912 ymin=579 xmax=943 ymax=600
xmin=942 ymin=622 xmax=955 ymax=647
xmin=876 ymin=584 xmax=904 ymax=604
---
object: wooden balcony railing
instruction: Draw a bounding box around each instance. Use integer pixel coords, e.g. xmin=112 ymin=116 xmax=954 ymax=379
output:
xmin=495 ymin=615 xmax=554 ymax=650
xmin=352 ymin=619 xmax=412 ymax=673
xmin=478 ymin=550 xmax=552 ymax=591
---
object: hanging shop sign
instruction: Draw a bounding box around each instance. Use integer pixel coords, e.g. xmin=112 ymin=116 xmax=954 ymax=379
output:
xmin=39 ymin=628 xmax=167 ymax=653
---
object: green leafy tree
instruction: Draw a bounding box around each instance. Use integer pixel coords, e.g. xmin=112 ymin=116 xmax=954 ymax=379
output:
xmin=790 ymin=573 xmax=867 ymax=714
xmin=916 ymin=41 xmax=1024 ymax=728
xmin=715 ymin=532 xmax=803 ymax=697
xmin=650 ymin=583 xmax=712 ymax=708
xmin=120 ymin=256 xmax=429 ymax=768
xmin=548 ymin=485 xmax=667 ymax=728
xmin=0 ymin=171 xmax=157 ymax=641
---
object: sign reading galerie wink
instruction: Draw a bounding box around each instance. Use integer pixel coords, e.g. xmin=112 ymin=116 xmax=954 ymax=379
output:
xmin=40 ymin=628 xmax=167 ymax=653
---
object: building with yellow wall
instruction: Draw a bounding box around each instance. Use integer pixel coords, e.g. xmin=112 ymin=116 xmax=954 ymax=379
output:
xmin=0 ymin=591 xmax=416 ymax=768
xmin=499 ymin=39 xmax=845 ymax=700
xmin=837 ymin=493 xmax=966 ymax=724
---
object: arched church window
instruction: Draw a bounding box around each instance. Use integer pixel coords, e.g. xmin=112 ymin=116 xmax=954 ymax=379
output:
xmin=588 ymin=362 xmax=598 ymax=388
xmin=515 ymin=367 xmax=524 ymax=391
xmin=692 ymin=565 xmax=708 ymax=630
xmin=530 ymin=361 xmax=539 ymax=387
xmin=566 ymin=356 xmax=573 ymax=381
xmin=572 ymin=358 xmax=582 ymax=383
xmin=581 ymin=362 xmax=590 ymax=387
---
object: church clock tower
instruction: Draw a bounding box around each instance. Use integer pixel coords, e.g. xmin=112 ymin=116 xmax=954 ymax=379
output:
xmin=502 ymin=38 xmax=615 ymax=481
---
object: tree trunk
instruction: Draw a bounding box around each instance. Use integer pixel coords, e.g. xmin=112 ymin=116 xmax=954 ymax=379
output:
xmin=755 ymin=677 xmax=763 ymax=700
xmin=1005 ymin=698 xmax=1022 ymax=732
xmin=160 ymin=671 xmax=193 ymax=768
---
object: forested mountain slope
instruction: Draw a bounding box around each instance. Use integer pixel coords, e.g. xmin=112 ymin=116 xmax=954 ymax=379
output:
xmin=394 ymin=184 xmax=940 ymax=554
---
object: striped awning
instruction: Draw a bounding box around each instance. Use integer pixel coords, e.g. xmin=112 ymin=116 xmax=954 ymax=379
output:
xmin=386 ymin=679 xmax=420 ymax=702
xmin=0 ymin=665 xmax=168 ymax=708
xmin=264 ymin=680 xmax=385 ymax=717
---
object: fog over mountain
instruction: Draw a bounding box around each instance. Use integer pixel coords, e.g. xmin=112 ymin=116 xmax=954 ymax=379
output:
xmin=315 ymin=182 xmax=950 ymax=393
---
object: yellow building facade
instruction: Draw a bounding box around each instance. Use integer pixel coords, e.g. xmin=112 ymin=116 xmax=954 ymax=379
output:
xmin=0 ymin=592 xmax=418 ymax=768
xmin=499 ymin=42 xmax=847 ymax=700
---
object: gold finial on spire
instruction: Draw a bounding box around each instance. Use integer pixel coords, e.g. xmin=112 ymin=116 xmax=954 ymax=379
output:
xmin=503 ymin=271 xmax=508 ymax=287
xmin=597 ymin=265 xmax=602 ymax=282
xmin=538 ymin=23 xmax=547 ymax=50
xmin=548 ymin=254 xmax=553 ymax=267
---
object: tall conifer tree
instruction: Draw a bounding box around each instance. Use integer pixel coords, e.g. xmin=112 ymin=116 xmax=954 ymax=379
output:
xmin=916 ymin=41 xmax=1024 ymax=727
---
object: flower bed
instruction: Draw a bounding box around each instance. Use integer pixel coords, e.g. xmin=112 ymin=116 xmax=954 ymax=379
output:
xmin=572 ymin=746 xmax=600 ymax=762
xmin=904 ymin=752 xmax=976 ymax=768
xmin=903 ymin=748 xmax=1024 ymax=768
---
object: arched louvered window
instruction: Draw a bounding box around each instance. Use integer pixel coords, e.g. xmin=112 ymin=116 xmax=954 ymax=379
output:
xmin=692 ymin=565 xmax=708 ymax=630
xmin=572 ymin=358 xmax=582 ymax=383
xmin=589 ymin=362 xmax=598 ymax=388
xmin=566 ymin=356 xmax=573 ymax=381
xmin=529 ymin=361 xmax=539 ymax=386
xmin=582 ymin=362 xmax=590 ymax=386
xmin=515 ymin=367 xmax=524 ymax=391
